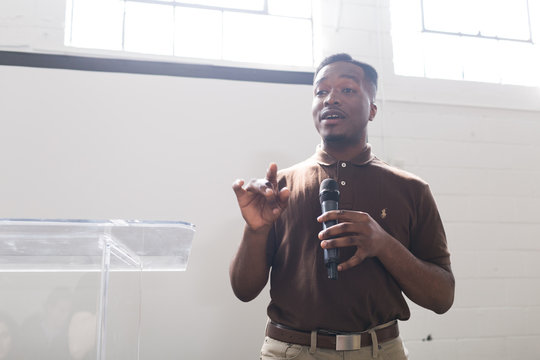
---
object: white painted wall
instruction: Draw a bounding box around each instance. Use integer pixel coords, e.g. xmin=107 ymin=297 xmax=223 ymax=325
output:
xmin=1 ymin=0 xmax=540 ymax=359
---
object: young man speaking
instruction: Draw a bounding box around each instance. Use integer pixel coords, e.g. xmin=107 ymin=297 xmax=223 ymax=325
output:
xmin=231 ymin=54 xmax=454 ymax=359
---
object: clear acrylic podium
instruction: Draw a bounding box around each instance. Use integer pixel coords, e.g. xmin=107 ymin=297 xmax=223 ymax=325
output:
xmin=0 ymin=219 xmax=195 ymax=360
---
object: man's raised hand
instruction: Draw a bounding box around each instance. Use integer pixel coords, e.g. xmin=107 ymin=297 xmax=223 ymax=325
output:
xmin=232 ymin=163 xmax=290 ymax=231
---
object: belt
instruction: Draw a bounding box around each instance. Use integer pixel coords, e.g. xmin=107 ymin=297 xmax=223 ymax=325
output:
xmin=266 ymin=320 xmax=399 ymax=351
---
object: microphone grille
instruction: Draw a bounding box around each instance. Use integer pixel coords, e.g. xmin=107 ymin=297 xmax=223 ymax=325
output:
xmin=319 ymin=178 xmax=340 ymax=202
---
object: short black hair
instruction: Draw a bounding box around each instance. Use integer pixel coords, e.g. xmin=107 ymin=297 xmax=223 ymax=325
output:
xmin=314 ymin=53 xmax=378 ymax=96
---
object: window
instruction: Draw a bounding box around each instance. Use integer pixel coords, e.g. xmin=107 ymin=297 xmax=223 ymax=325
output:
xmin=64 ymin=0 xmax=314 ymax=68
xmin=390 ymin=0 xmax=540 ymax=86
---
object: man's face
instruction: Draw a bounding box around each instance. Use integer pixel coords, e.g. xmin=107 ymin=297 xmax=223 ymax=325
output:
xmin=312 ymin=61 xmax=376 ymax=145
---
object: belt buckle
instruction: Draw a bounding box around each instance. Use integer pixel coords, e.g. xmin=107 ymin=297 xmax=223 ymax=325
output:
xmin=335 ymin=334 xmax=362 ymax=351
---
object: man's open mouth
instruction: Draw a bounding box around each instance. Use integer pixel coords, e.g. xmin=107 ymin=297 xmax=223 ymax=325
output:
xmin=321 ymin=109 xmax=346 ymax=120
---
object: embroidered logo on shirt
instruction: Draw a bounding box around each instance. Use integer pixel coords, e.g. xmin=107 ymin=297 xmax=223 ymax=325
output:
xmin=380 ymin=208 xmax=388 ymax=219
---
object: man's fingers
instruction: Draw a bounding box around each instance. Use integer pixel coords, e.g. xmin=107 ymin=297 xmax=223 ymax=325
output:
xmin=317 ymin=210 xmax=366 ymax=224
xmin=320 ymin=239 xmax=366 ymax=271
xmin=235 ymin=163 xmax=279 ymax=196
xmin=278 ymin=187 xmax=290 ymax=203
xmin=246 ymin=179 xmax=273 ymax=196
xmin=318 ymin=223 xmax=359 ymax=241
xmin=338 ymin=254 xmax=365 ymax=271
xmin=232 ymin=179 xmax=246 ymax=196
xmin=265 ymin=163 xmax=278 ymax=186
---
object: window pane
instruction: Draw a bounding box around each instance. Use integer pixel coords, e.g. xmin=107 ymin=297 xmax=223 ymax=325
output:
xmin=460 ymin=37 xmax=500 ymax=83
xmin=177 ymin=0 xmax=264 ymax=11
xmin=174 ymin=8 xmax=223 ymax=59
xmin=269 ymin=0 xmax=312 ymax=18
xmin=423 ymin=0 xmax=531 ymax=40
xmin=422 ymin=33 xmax=463 ymax=80
xmin=68 ymin=0 xmax=124 ymax=50
xmin=392 ymin=36 xmax=425 ymax=78
xmin=423 ymin=0 xmax=478 ymax=34
xmin=499 ymin=42 xmax=540 ymax=86
xmin=124 ymin=2 xmax=174 ymax=56
xmin=481 ymin=0 xmax=530 ymax=39
xmin=390 ymin=0 xmax=424 ymax=77
xmin=390 ymin=0 xmax=540 ymax=86
xmin=66 ymin=0 xmax=315 ymax=69
xmin=223 ymin=12 xmax=313 ymax=66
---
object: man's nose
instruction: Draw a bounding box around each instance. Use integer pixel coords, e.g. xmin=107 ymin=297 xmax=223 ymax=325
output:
xmin=324 ymin=90 xmax=340 ymax=105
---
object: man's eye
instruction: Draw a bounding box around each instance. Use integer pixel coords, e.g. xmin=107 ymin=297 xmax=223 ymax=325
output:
xmin=316 ymin=90 xmax=328 ymax=96
xmin=343 ymin=88 xmax=355 ymax=93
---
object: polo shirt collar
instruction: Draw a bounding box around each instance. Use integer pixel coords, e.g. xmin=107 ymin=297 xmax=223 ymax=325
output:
xmin=313 ymin=143 xmax=375 ymax=166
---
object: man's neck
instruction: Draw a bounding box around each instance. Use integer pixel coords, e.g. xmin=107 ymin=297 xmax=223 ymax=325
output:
xmin=321 ymin=140 xmax=368 ymax=161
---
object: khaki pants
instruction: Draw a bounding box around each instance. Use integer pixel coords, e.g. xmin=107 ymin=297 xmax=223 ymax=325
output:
xmin=260 ymin=335 xmax=408 ymax=360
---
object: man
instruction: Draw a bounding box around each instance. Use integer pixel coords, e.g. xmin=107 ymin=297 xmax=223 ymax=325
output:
xmin=230 ymin=53 xmax=454 ymax=359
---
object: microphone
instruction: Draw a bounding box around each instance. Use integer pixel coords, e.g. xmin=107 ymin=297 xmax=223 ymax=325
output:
xmin=319 ymin=178 xmax=340 ymax=280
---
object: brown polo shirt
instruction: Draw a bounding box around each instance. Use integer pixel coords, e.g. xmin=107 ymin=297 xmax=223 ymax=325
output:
xmin=266 ymin=144 xmax=450 ymax=332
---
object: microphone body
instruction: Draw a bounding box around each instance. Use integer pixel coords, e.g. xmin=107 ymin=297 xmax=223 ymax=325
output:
xmin=319 ymin=178 xmax=340 ymax=280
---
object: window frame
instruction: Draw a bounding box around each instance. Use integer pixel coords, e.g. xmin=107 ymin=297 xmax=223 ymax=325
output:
xmin=420 ymin=0 xmax=534 ymax=44
xmin=64 ymin=0 xmax=315 ymax=69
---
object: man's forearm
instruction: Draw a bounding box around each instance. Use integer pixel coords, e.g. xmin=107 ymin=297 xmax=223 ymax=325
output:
xmin=229 ymin=225 xmax=272 ymax=302
xmin=379 ymin=237 xmax=455 ymax=314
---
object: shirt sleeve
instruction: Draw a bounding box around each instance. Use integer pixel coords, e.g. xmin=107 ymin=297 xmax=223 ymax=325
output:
xmin=265 ymin=224 xmax=278 ymax=268
xmin=410 ymin=183 xmax=451 ymax=266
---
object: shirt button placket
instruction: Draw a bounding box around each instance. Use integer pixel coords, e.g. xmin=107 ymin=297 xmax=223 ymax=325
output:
xmin=338 ymin=161 xmax=353 ymax=209
xmin=340 ymin=162 xmax=347 ymax=186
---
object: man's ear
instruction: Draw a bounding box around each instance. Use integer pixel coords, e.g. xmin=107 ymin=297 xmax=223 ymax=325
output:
xmin=369 ymin=102 xmax=378 ymax=121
